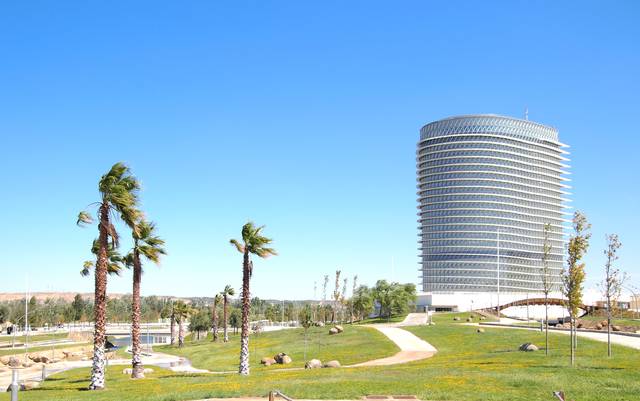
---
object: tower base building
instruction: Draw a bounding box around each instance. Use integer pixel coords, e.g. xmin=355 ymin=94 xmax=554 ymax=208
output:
xmin=416 ymin=115 xmax=570 ymax=317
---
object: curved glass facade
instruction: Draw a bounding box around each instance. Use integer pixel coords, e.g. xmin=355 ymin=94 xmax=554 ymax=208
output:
xmin=417 ymin=115 xmax=569 ymax=292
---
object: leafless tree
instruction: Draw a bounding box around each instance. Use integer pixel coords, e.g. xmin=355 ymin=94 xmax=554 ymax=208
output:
xmin=600 ymin=233 xmax=625 ymax=357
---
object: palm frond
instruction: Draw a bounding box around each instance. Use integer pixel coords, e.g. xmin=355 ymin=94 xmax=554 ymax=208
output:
xmin=229 ymin=239 xmax=244 ymax=253
xmin=77 ymin=211 xmax=94 ymax=226
xmin=81 ymin=261 xmax=94 ymax=277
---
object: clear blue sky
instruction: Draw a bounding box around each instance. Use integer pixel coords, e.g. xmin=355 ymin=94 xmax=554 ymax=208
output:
xmin=1 ymin=1 xmax=638 ymax=299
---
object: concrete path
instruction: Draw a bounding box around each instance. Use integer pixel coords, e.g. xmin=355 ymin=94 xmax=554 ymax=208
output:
xmin=349 ymin=314 xmax=437 ymax=367
xmin=477 ymin=322 xmax=640 ymax=350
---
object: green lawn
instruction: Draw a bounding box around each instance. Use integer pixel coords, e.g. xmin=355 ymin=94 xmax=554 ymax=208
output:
xmin=356 ymin=314 xmax=408 ymax=324
xmin=580 ymin=315 xmax=640 ymax=328
xmin=4 ymin=313 xmax=639 ymax=401
xmin=0 ymin=332 xmax=69 ymax=345
xmin=156 ymin=325 xmax=399 ymax=371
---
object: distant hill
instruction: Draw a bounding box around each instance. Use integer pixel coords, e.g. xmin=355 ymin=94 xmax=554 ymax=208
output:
xmin=0 ymin=292 xmax=125 ymax=302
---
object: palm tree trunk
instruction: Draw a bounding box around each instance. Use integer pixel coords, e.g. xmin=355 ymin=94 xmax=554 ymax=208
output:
xmin=239 ymin=250 xmax=251 ymax=375
xmin=131 ymin=249 xmax=144 ymax=379
xmin=178 ymin=319 xmax=184 ymax=347
xmin=223 ymin=295 xmax=229 ymax=342
xmin=89 ymin=203 xmax=109 ymax=390
xmin=170 ymin=312 xmax=176 ymax=345
xmin=211 ymin=298 xmax=218 ymax=342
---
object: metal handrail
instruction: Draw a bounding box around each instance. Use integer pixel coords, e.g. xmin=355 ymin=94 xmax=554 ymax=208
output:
xmin=269 ymin=390 xmax=294 ymax=401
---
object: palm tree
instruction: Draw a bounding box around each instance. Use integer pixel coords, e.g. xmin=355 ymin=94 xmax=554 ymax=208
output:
xmin=221 ymin=285 xmax=235 ymax=342
xmin=124 ymin=220 xmax=166 ymax=379
xmin=211 ymin=294 xmax=221 ymax=342
xmin=230 ymin=222 xmax=277 ymax=375
xmin=173 ymin=301 xmax=191 ymax=347
xmin=77 ymin=162 xmax=141 ymax=390
xmin=169 ymin=301 xmax=176 ymax=345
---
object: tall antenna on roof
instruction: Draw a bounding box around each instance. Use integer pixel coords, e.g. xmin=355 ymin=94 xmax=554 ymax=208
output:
xmin=524 ymin=107 xmax=529 ymax=120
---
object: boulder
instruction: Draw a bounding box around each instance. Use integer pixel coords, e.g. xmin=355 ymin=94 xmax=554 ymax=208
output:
xmin=21 ymin=362 xmax=33 ymax=368
xmin=8 ymin=357 xmax=21 ymax=368
xmin=6 ymin=381 xmax=40 ymax=392
xmin=329 ymin=328 xmax=339 ymax=335
xmin=274 ymin=353 xmax=292 ymax=364
xmin=480 ymin=316 xmax=486 ymax=320
xmin=0 ymin=356 xmax=11 ymax=366
xmin=477 ymin=328 xmax=485 ymax=333
xmin=261 ymin=357 xmax=277 ymax=366
xmin=611 ymin=325 xmax=622 ymax=332
xmin=334 ymin=325 xmax=344 ymax=333
xmin=315 ymin=322 xmax=325 ymax=327
xmin=595 ymin=323 xmax=603 ymax=330
xmin=600 ymin=320 xmax=609 ymax=327
xmin=453 ymin=317 xmax=460 ymax=321
xmin=305 ymin=359 xmax=322 ymax=369
xmin=123 ymin=367 xmax=155 ymax=375
xmin=323 ymin=360 xmax=341 ymax=368
xmin=519 ymin=343 xmax=539 ymax=352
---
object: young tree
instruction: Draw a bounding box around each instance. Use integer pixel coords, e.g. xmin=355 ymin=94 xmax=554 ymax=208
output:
xmin=229 ymin=308 xmax=241 ymax=334
xmin=124 ymin=220 xmax=166 ymax=379
xmin=211 ymin=294 xmax=221 ymax=342
xmin=230 ymin=222 xmax=277 ymax=375
xmin=221 ymin=285 xmax=235 ymax=342
xmin=189 ymin=309 xmax=211 ymax=341
xmin=601 ymin=234 xmax=624 ymax=357
xmin=322 ymin=275 xmax=329 ymax=304
xmin=562 ymin=211 xmax=591 ymax=367
xmin=352 ymin=285 xmax=373 ymax=321
xmin=540 ymin=223 xmax=553 ymax=355
xmin=77 ymin=162 xmax=141 ymax=390
xmin=298 ymin=304 xmax=313 ymax=361
xmin=350 ymin=275 xmax=358 ymax=323
xmin=332 ymin=270 xmax=341 ymax=322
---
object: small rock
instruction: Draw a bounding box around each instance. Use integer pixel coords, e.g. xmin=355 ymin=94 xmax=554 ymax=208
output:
xmin=305 ymin=359 xmax=322 ymax=369
xmin=466 ymin=318 xmax=472 ymax=322
xmin=611 ymin=325 xmax=621 ymax=332
xmin=453 ymin=317 xmax=460 ymax=321
xmin=122 ymin=368 xmax=133 ymax=375
xmin=480 ymin=316 xmax=486 ymax=320
xmin=600 ymin=320 xmax=609 ymax=327
xmin=315 ymin=322 xmax=325 ymax=327
xmin=0 ymin=356 xmax=11 ymax=366
xmin=143 ymin=368 xmax=154 ymax=374
xmin=261 ymin=357 xmax=276 ymax=366
xmin=323 ymin=360 xmax=341 ymax=368
xmin=329 ymin=327 xmax=339 ymax=335
xmin=477 ymin=328 xmax=485 ymax=333
xmin=281 ymin=355 xmax=292 ymax=364
xmin=519 ymin=343 xmax=539 ymax=352
xmin=8 ymin=357 xmax=21 ymax=368
xmin=595 ymin=323 xmax=603 ymax=330
xmin=334 ymin=325 xmax=344 ymax=333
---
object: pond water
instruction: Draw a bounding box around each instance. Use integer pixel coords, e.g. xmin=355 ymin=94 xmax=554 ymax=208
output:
xmin=110 ymin=334 xmax=171 ymax=348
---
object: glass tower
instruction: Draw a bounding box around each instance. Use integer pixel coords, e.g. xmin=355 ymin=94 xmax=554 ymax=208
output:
xmin=417 ymin=115 xmax=569 ymax=293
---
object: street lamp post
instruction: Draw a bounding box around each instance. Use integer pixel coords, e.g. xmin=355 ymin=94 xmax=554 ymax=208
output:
xmin=496 ymin=229 xmax=501 ymax=316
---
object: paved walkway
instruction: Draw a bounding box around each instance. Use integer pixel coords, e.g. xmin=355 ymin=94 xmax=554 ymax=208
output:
xmin=349 ymin=314 xmax=437 ymax=367
xmin=477 ymin=322 xmax=640 ymax=350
